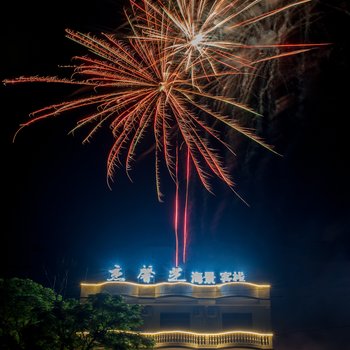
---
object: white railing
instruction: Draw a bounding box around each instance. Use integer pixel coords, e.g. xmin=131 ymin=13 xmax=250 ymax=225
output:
xmin=142 ymin=331 xmax=273 ymax=349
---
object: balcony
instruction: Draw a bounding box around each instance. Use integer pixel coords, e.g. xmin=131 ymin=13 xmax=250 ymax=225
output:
xmin=142 ymin=330 xmax=273 ymax=349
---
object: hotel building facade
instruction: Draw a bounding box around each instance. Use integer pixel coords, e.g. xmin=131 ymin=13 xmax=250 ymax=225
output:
xmin=81 ymin=279 xmax=273 ymax=350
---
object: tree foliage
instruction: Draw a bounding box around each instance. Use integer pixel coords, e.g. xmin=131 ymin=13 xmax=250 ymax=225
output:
xmin=0 ymin=278 xmax=154 ymax=350
xmin=0 ymin=278 xmax=58 ymax=349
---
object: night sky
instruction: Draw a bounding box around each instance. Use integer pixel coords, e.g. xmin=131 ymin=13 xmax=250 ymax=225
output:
xmin=2 ymin=1 xmax=350 ymax=349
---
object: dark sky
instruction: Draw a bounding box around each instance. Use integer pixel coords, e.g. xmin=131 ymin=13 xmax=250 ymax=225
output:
xmin=1 ymin=1 xmax=350 ymax=349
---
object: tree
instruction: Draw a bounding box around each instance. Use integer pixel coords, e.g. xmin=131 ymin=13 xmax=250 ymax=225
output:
xmin=72 ymin=293 xmax=153 ymax=350
xmin=0 ymin=278 xmax=154 ymax=350
xmin=0 ymin=278 xmax=58 ymax=349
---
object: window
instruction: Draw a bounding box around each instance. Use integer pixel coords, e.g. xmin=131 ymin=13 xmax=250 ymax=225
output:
xmin=141 ymin=306 xmax=153 ymax=317
xmin=160 ymin=313 xmax=191 ymax=329
xmin=222 ymin=313 xmax=252 ymax=329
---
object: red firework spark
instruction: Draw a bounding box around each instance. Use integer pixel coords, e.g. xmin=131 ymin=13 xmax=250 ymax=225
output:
xmin=183 ymin=148 xmax=191 ymax=263
xmin=174 ymin=147 xmax=180 ymax=266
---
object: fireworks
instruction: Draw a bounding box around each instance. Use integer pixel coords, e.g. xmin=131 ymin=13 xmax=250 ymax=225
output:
xmin=4 ymin=0 xmax=325 ymax=264
xmin=4 ymin=29 xmax=274 ymax=197
xmin=128 ymin=0 xmax=319 ymax=86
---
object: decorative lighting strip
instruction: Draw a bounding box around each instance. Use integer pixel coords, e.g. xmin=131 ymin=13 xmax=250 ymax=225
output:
xmin=81 ymin=281 xmax=270 ymax=288
xmin=139 ymin=330 xmax=273 ymax=348
xmin=140 ymin=330 xmax=273 ymax=336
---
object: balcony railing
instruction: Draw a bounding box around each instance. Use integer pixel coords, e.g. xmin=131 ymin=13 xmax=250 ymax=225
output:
xmin=142 ymin=330 xmax=273 ymax=349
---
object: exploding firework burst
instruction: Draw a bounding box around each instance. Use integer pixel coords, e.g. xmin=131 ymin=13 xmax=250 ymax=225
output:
xmin=4 ymin=0 xmax=326 ymax=265
xmin=127 ymin=0 xmax=321 ymax=86
xmin=4 ymin=29 xmax=274 ymax=199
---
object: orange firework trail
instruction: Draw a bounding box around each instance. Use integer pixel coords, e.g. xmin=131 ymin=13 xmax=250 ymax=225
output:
xmin=4 ymin=0 xmax=326 ymax=265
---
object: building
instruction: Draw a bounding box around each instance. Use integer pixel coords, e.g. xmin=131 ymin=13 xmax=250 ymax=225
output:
xmin=81 ymin=279 xmax=273 ymax=350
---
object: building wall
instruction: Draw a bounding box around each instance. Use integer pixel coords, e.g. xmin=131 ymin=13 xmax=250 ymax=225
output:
xmin=80 ymin=282 xmax=271 ymax=332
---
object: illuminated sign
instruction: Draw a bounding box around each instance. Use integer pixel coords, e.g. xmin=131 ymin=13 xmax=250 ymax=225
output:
xmin=191 ymin=272 xmax=203 ymax=284
xmin=108 ymin=265 xmax=245 ymax=284
xmin=233 ymin=271 xmax=245 ymax=282
xmin=191 ymin=271 xmax=215 ymax=284
xmin=138 ymin=265 xmax=155 ymax=283
xmin=220 ymin=271 xmax=245 ymax=283
xmin=108 ymin=265 xmax=125 ymax=281
xmin=168 ymin=267 xmax=186 ymax=282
